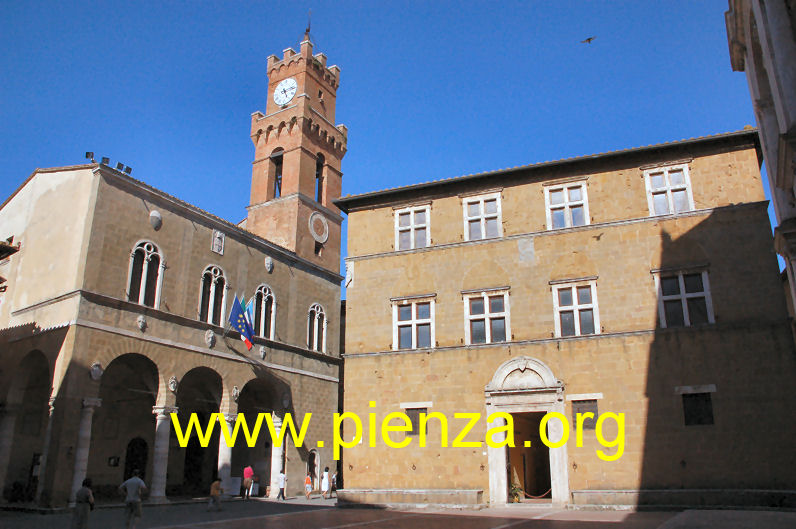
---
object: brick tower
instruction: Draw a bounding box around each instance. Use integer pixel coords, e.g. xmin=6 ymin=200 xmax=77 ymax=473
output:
xmin=247 ymin=32 xmax=347 ymax=273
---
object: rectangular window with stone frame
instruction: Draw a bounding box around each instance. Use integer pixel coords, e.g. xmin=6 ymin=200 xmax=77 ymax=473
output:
xmin=404 ymin=407 xmax=428 ymax=436
xmin=392 ymin=296 xmax=435 ymax=350
xmin=462 ymin=192 xmax=501 ymax=241
xmin=544 ymin=182 xmax=589 ymax=230
xmin=682 ymin=392 xmax=714 ymax=426
xmin=463 ymin=288 xmax=510 ymax=345
xmin=644 ymin=163 xmax=695 ymax=216
xmin=654 ymin=270 xmax=714 ymax=328
xmin=551 ymin=279 xmax=600 ymax=337
xmin=395 ymin=205 xmax=430 ymax=251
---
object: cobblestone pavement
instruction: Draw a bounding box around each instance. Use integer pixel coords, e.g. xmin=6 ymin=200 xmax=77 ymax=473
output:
xmin=152 ymin=507 xmax=676 ymax=529
xmin=2 ymin=498 xmax=796 ymax=529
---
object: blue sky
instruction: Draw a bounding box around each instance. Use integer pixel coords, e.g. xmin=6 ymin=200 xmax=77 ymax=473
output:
xmin=0 ymin=1 xmax=770 ymax=275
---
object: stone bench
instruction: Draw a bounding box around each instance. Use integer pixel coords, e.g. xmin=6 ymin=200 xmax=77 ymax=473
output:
xmin=337 ymin=488 xmax=484 ymax=507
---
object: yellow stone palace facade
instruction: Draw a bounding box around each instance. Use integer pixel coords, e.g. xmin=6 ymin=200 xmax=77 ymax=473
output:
xmin=335 ymin=130 xmax=796 ymax=507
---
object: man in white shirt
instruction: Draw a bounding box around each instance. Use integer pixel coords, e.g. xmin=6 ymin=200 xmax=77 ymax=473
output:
xmin=277 ymin=469 xmax=286 ymax=500
xmin=119 ymin=469 xmax=147 ymax=529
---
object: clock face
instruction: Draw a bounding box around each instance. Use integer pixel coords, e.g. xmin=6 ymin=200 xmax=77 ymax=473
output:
xmin=273 ymin=78 xmax=297 ymax=106
xmin=309 ymin=212 xmax=329 ymax=243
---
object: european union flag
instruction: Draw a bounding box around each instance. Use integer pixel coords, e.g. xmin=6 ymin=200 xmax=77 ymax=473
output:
xmin=229 ymin=294 xmax=254 ymax=350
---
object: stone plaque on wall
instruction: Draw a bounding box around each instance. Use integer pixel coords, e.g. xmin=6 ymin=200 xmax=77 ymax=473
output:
xmin=571 ymin=399 xmax=598 ymax=430
xmin=212 ymin=230 xmax=225 ymax=255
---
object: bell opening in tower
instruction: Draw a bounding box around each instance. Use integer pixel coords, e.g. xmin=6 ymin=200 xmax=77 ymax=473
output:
xmin=272 ymin=151 xmax=283 ymax=199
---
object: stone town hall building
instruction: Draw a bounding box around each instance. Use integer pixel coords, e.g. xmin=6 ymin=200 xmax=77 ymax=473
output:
xmin=336 ymin=129 xmax=796 ymax=507
xmin=0 ymin=34 xmax=345 ymax=506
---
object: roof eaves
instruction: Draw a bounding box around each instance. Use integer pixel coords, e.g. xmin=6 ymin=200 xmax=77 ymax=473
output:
xmin=0 ymin=163 xmax=97 ymax=212
xmin=334 ymin=129 xmax=759 ymax=212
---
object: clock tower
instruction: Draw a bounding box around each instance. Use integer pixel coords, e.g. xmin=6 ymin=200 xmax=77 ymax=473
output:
xmin=247 ymin=32 xmax=347 ymax=273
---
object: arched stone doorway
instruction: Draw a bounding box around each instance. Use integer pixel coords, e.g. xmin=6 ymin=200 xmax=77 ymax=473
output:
xmin=1 ymin=350 xmax=51 ymax=502
xmin=173 ymin=367 xmax=222 ymax=496
xmin=233 ymin=378 xmax=277 ymax=497
xmin=485 ymin=356 xmax=569 ymax=505
xmin=124 ymin=438 xmax=148 ymax=481
xmin=87 ymin=353 xmax=158 ymax=499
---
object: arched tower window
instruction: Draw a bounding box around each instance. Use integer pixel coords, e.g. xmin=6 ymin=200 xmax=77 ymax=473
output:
xmin=199 ymin=265 xmax=226 ymax=325
xmin=128 ymin=241 xmax=163 ymax=308
xmin=307 ymin=303 xmax=327 ymax=353
xmin=254 ymin=284 xmax=276 ymax=339
xmin=271 ymin=148 xmax=284 ymax=199
xmin=315 ymin=153 xmax=325 ymax=203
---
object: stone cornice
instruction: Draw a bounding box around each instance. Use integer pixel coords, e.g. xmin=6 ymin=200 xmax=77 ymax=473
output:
xmin=245 ymin=192 xmax=344 ymax=223
xmin=73 ymin=317 xmax=340 ymax=383
xmin=345 ymin=201 xmax=769 ymax=263
xmin=342 ymin=318 xmax=792 ymax=359
xmin=725 ymin=0 xmax=747 ymax=72
xmin=9 ymin=288 xmax=342 ymax=368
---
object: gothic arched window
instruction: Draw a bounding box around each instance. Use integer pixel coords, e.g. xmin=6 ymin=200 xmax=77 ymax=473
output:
xmin=254 ymin=284 xmax=276 ymax=339
xmin=307 ymin=303 xmax=326 ymax=353
xmin=127 ymin=241 xmax=163 ymax=308
xmin=315 ymin=153 xmax=325 ymax=203
xmin=199 ymin=265 xmax=226 ymax=326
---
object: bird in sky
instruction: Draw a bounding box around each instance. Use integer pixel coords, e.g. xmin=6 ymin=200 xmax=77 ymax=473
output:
xmin=581 ymin=36 xmax=596 ymax=44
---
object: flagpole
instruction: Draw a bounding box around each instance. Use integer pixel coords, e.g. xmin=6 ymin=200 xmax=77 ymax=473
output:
xmin=222 ymin=293 xmax=238 ymax=340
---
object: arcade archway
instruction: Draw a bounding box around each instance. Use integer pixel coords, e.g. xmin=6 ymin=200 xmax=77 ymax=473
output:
xmin=1 ymin=351 xmax=51 ymax=502
xmin=87 ymin=353 xmax=158 ymax=498
xmin=232 ymin=378 xmax=278 ymax=496
xmin=173 ymin=367 xmax=222 ymax=496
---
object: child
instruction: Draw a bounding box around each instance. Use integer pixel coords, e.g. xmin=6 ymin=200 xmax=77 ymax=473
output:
xmin=304 ymin=473 xmax=312 ymax=499
xmin=208 ymin=478 xmax=223 ymax=511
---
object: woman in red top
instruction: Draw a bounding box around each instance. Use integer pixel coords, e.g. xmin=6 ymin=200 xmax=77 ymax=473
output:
xmin=304 ymin=473 xmax=312 ymax=499
xmin=242 ymin=465 xmax=254 ymax=499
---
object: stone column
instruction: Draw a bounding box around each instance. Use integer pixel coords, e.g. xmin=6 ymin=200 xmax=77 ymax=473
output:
xmin=485 ymin=407 xmax=508 ymax=505
xmin=268 ymin=413 xmax=284 ymax=499
xmin=0 ymin=403 xmax=20 ymax=499
xmin=548 ymin=399 xmax=570 ymax=507
xmin=34 ymin=397 xmax=57 ymax=504
xmin=69 ymin=398 xmax=102 ymax=504
xmin=217 ymin=414 xmax=235 ymax=498
xmin=149 ymin=406 xmax=177 ymax=503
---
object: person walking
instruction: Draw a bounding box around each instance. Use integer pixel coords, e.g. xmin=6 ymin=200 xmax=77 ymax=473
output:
xmin=207 ymin=478 xmax=223 ymax=511
xmin=304 ymin=472 xmax=312 ymax=499
xmin=276 ymin=469 xmax=286 ymax=500
xmin=321 ymin=467 xmax=330 ymax=499
xmin=242 ymin=464 xmax=254 ymax=499
xmin=119 ymin=469 xmax=147 ymax=529
xmin=331 ymin=470 xmax=338 ymax=498
xmin=70 ymin=477 xmax=94 ymax=529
